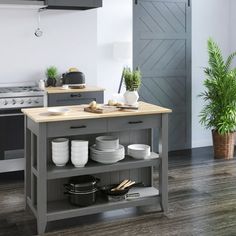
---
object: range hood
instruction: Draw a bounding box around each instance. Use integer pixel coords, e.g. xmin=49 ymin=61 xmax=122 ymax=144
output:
xmin=0 ymin=0 xmax=44 ymax=9
xmin=0 ymin=0 xmax=102 ymax=10
xmin=45 ymin=0 xmax=102 ymax=10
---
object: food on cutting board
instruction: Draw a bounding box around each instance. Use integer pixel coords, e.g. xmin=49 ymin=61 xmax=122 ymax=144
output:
xmin=88 ymin=101 xmax=101 ymax=110
xmin=108 ymin=99 xmax=124 ymax=107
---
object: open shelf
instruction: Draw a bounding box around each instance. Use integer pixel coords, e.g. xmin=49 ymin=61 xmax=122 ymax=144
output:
xmin=47 ymin=187 xmax=159 ymax=222
xmin=47 ymin=153 xmax=159 ymax=180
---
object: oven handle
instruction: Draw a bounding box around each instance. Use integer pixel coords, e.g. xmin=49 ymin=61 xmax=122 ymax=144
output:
xmin=0 ymin=112 xmax=24 ymax=117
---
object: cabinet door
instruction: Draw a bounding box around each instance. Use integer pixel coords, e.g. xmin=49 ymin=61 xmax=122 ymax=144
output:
xmin=133 ymin=0 xmax=191 ymax=151
xmin=48 ymin=91 xmax=104 ymax=107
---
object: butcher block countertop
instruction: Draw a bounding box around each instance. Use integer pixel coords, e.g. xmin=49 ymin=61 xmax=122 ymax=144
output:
xmin=46 ymin=86 xmax=105 ymax=94
xmin=22 ymin=102 xmax=172 ymax=123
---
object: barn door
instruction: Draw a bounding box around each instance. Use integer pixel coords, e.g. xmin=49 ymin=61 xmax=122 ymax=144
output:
xmin=133 ymin=0 xmax=191 ymax=151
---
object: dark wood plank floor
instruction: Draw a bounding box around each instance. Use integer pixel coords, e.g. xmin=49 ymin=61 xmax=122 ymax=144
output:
xmin=1 ymin=147 xmax=236 ymax=236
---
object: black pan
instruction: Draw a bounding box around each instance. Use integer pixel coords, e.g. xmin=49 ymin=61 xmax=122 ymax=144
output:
xmin=101 ymin=183 xmax=143 ymax=196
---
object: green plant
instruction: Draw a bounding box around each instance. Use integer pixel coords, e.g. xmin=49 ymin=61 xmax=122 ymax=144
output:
xmin=199 ymin=38 xmax=236 ymax=135
xmin=123 ymin=67 xmax=141 ymax=91
xmin=46 ymin=66 xmax=58 ymax=79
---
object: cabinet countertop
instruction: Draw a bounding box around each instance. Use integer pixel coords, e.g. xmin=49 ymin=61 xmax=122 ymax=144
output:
xmin=22 ymin=102 xmax=172 ymax=123
xmin=45 ymin=86 xmax=105 ymax=94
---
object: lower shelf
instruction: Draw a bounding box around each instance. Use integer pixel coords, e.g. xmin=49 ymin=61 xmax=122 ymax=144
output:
xmin=47 ymin=187 xmax=159 ymax=222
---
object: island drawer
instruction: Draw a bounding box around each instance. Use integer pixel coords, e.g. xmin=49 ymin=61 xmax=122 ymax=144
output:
xmin=107 ymin=115 xmax=160 ymax=132
xmin=48 ymin=119 xmax=107 ymax=137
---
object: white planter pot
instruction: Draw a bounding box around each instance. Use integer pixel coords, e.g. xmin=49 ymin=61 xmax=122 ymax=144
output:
xmin=124 ymin=91 xmax=139 ymax=106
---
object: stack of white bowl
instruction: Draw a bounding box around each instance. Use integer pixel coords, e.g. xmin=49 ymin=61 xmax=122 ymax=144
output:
xmin=90 ymin=136 xmax=125 ymax=164
xmin=52 ymin=138 xmax=69 ymax=167
xmin=71 ymin=140 xmax=89 ymax=167
xmin=127 ymin=144 xmax=151 ymax=159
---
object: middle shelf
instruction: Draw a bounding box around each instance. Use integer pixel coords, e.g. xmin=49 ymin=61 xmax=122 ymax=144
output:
xmin=47 ymin=153 xmax=160 ymax=180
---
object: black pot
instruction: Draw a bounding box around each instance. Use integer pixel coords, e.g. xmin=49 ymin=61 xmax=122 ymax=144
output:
xmin=64 ymin=175 xmax=100 ymax=206
xmin=65 ymin=188 xmax=97 ymax=206
xmin=47 ymin=77 xmax=57 ymax=87
xmin=64 ymin=175 xmax=99 ymax=192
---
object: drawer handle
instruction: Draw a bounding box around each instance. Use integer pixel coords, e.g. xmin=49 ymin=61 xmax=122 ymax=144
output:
xmin=70 ymin=125 xmax=87 ymax=129
xmin=128 ymin=121 xmax=143 ymax=125
xmin=70 ymin=94 xmax=82 ymax=98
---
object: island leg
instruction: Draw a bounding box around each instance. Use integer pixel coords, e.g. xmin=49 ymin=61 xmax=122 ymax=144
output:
xmin=37 ymin=124 xmax=47 ymax=234
xmin=159 ymin=114 xmax=168 ymax=213
xmin=24 ymin=117 xmax=31 ymax=210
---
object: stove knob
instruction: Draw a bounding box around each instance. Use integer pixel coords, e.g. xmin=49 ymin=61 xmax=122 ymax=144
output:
xmin=20 ymin=100 xmax=24 ymax=104
xmin=28 ymin=99 xmax=32 ymax=104
xmin=34 ymin=99 xmax=39 ymax=104
xmin=12 ymin=99 xmax=16 ymax=105
xmin=4 ymin=100 xmax=8 ymax=105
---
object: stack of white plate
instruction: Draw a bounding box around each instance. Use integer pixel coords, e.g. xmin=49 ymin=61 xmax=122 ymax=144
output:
xmin=90 ymin=136 xmax=124 ymax=164
xmin=96 ymin=136 xmax=119 ymax=150
xmin=90 ymin=144 xmax=125 ymax=164
xmin=128 ymin=144 xmax=151 ymax=159
xmin=52 ymin=138 xmax=69 ymax=167
xmin=71 ymin=140 xmax=88 ymax=167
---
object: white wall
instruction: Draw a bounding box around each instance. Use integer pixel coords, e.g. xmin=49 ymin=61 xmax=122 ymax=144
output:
xmin=97 ymin=0 xmax=133 ymax=102
xmin=0 ymin=9 xmax=97 ymax=85
xmin=230 ymin=0 xmax=236 ymax=61
xmin=191 ymin=0 xmax=231 ymax=147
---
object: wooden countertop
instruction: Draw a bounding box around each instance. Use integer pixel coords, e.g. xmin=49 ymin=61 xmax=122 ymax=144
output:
xmin=22 ymin=102 xmax=172 ymax=123
xmin=45 ymin=86 xmax=105 ymax=94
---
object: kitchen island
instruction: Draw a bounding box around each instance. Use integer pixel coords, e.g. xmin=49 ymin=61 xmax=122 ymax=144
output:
xmin=22 ymin=102 xmax=171 ymax=234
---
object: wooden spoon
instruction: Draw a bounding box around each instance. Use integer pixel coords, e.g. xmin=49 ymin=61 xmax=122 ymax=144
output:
xmin=111 ymin=179 xmax=129 ymax=191
xmin=120 ymin=181 xmax=136 ymax=190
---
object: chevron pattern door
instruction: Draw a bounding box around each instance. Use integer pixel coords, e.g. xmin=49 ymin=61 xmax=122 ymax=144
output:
xmin=133 ymin=0 xmax=191 ymax=151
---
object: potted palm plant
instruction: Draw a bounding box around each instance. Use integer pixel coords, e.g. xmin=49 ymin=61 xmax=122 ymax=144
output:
xmin=199 ymin=38 xmax=236 ymax=159
xmin=123 ymin=67 xmax=141 ymax=106
xmin=46 ymin=66 xmax=58 ymax=87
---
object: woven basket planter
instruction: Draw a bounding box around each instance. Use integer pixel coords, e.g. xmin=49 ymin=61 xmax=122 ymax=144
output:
xmin=212 ymin=130 xmax=235 ymax=160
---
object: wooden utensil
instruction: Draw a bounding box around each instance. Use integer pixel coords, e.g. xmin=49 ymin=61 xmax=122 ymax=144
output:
xmin=120 ymin=181 xmax=136 ymax=190
xmin=111 ymin=179 xmax=129 ymax=191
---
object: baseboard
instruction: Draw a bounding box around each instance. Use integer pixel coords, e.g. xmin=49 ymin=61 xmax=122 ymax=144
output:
xmin=192 ymin=139 xmax=213 ymax=148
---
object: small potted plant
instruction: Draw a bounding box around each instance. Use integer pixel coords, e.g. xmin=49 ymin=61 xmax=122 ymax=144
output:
xmin=46 ymin=66 xmax=58 ymax=87
xmin=199 ymin=38 xmax=236 ymax=159
xmin=123 ymin=67 xmax=141 ymax=106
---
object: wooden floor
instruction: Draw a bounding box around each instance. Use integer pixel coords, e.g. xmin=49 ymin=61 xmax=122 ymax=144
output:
xmin=1 ymin=147 xmax=236 ymax=236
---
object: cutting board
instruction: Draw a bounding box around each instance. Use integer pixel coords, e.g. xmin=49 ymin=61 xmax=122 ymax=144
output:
xmin=84 ymin=106 xmax=118 ymax=114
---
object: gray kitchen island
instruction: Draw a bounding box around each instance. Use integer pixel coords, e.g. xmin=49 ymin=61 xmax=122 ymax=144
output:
xmin=22 ymin=102 xmax=171 ymax=234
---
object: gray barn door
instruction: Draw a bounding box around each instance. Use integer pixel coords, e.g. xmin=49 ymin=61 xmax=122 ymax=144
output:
xmin=133 ymin=0 xmax=191 ymax=151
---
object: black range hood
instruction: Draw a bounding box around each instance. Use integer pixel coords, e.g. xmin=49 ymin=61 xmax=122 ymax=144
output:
xmin=45 ymin=0 xmax=102 ymax=10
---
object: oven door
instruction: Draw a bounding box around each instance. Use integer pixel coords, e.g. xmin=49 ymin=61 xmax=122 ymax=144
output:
xmin=0 ymin=109 xmax=24 ymax=172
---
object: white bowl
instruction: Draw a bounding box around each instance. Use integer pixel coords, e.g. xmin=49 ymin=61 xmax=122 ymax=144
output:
xmin=71 ymin=154 xmax=88 ymax=168
xmin=52 ymin=153 xmax=69 ymax=167
xmin=71 ymin=140 xmax=88 ymax=146
xmin=95 ymin=136 xmax=119 ymax=150
xmin=127 ymin=144 xmax=151 ymax=159
xmin=52 ymin=138 xmax=69 ymax=147
xmin=48 ymin=107 xmax=70 ymax=116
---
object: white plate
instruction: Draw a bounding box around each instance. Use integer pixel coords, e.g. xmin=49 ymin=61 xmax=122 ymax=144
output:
xmin=90 ymin=144 xmax=124 ymax=154
xmin=48 ymin=107 xmax=70 ymax=116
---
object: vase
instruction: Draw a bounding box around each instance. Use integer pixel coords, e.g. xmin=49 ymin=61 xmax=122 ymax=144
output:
xmin=124 ymin=91 xmax=139 ymax=106
xmin=212 ymin=130 xmax=235 ymax=159
xmin=47 ymin=78 xmax=57 ymax=87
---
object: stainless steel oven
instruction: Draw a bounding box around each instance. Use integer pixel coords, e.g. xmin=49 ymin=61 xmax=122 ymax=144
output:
xmin=0 ymin=85 xmax=44 ymax=173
